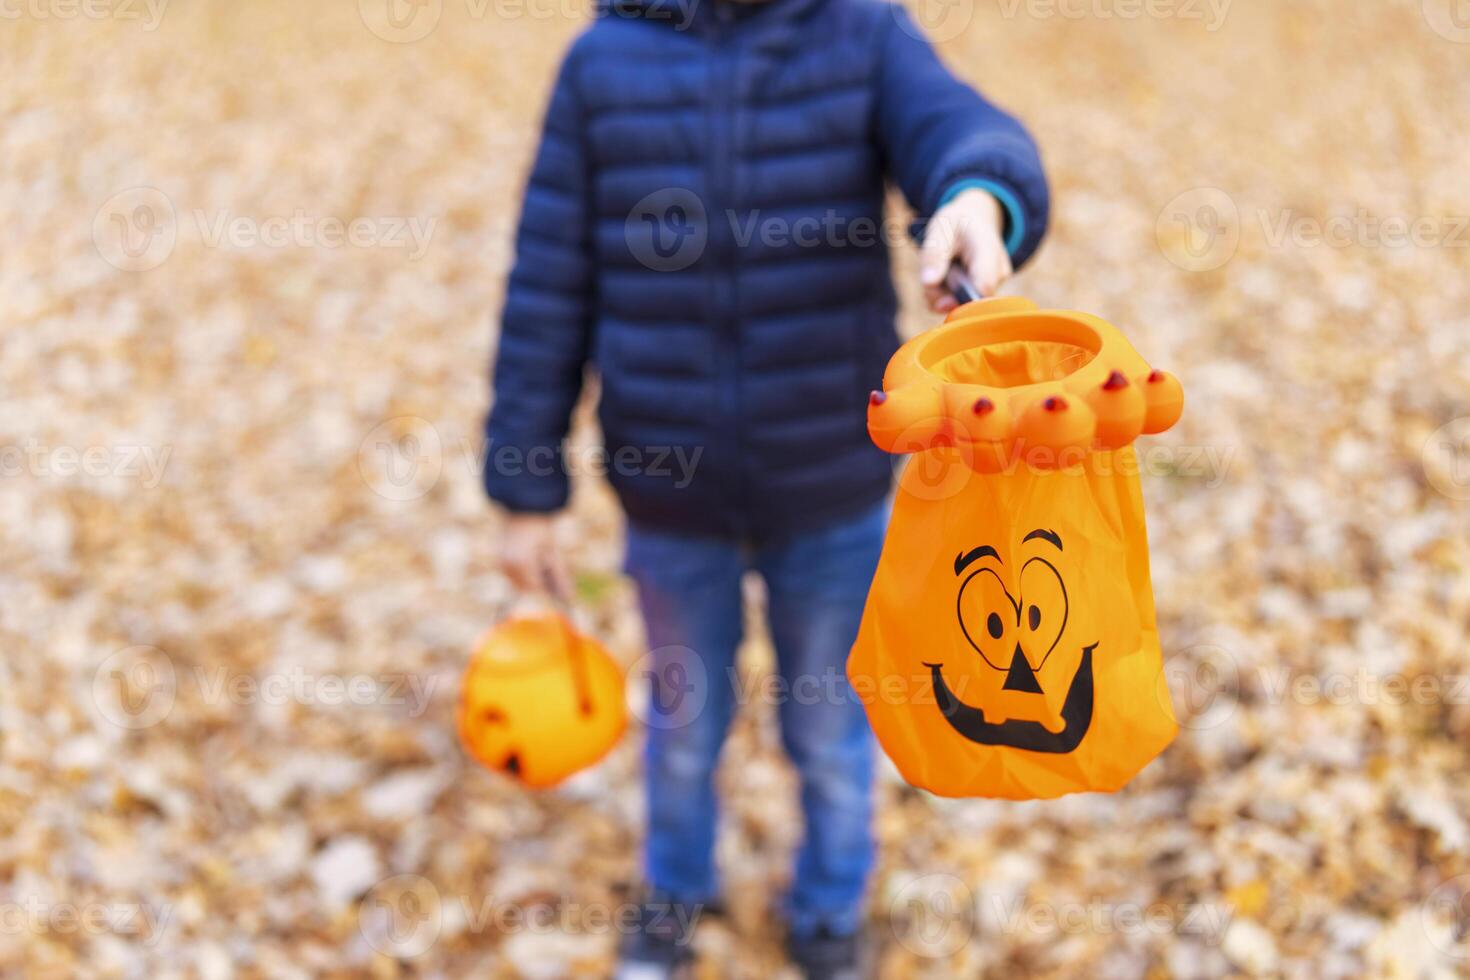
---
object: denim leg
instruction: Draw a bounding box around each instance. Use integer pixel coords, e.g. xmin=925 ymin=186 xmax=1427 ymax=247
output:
xmin=625 ymin=524 xmax=745 ymax=905
xmin=754 ymin=500 xmax=889 ymax=938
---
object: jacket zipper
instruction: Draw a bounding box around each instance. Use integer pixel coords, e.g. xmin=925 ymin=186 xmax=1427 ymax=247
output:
xmin=708 ymin=3 xmax=746 ymax=536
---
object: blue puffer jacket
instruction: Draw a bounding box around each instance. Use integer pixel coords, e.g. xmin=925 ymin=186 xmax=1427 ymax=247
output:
xmin=485 ymin=0 xmax=1049 ymax=539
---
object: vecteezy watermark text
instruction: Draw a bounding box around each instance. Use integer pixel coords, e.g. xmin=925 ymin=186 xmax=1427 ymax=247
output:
xmin=996 ymin=0 xmax=1231 ymax=31
xmin=1158 ymin=187 xmax=1470 ymax=272
xmin=887 ymin=873 xmax=1233 ymax=959
xmin=90 ymin=646 xmax=440 ymax=731
xmin=93 ymin=187 xmax=437 ymax=272
xmin=356 ymin=0 xmax=699 ymax=43
xmin=0 ymin=897 xmax=172 ymax=947
xmin=193 ymin=209 xmax=436 ymax=258
xmin=1 ymin=440 xmax=171 ymax=488
xmin=1163 ymin=642 xmax=1470 ymax=732
xmin=0 ymin=0 xmax=168 ymax=29
xmin=358 ymin=875 xmax=703 ymax=958
xmin=357 ymin=415 xmax=705 ymax=502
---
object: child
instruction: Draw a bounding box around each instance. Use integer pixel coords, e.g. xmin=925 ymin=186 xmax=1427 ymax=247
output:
xmin=485 ymin=0 xmax=1047 ymax=974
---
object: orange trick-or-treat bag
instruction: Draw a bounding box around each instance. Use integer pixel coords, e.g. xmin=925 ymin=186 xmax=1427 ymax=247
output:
xmin=459 ymin=613 xmax=627 ymax=790
xmin=848 ymin=297 xmax=1184 ymax=799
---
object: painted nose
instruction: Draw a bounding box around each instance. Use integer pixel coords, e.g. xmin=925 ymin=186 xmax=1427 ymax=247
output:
xmin=1003 ymin=643 xmax=1043 ymax=693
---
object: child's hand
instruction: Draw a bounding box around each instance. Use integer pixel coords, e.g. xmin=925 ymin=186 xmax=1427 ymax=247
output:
xmin=919 ymin=188 xmax=1013 ymax=313
xmin=498 ymin=513 xmax=573 ymax=600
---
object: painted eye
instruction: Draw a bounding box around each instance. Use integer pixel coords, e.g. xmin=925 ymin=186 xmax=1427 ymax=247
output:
xmin=1018 ymin=556 xmax=1068 ymax=668
xmin=957 ymin=566 xmax=1017 ymax=671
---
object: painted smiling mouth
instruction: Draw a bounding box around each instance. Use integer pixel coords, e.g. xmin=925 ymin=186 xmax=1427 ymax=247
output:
xmin=923 ymin=644 xmax=1097 ymax=754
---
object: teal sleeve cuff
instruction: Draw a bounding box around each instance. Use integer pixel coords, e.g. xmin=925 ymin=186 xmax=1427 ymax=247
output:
xmin=937 ymin=178 xmax=1026 ymax=257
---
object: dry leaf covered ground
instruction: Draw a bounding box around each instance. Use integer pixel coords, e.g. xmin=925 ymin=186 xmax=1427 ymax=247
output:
xmin=2 ymin=0 xmax=1469 ymax=977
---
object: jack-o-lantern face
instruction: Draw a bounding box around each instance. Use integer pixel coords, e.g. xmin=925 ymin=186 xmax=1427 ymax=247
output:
xmin=458 ymin=615 xmax=627 ymax=790
xmin=848 ymin=457 xmax=1179 ymax=800
xmin=927 ymin=528 xmax=1095 ymax=754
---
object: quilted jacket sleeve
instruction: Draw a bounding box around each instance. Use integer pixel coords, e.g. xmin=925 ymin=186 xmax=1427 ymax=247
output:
xmin=875 ymin=7 xmax=1050 ymax=268
xmin=483 ymin=45 xmax=595 ymax=512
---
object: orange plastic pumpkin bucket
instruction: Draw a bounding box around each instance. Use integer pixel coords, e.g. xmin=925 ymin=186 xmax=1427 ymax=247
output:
xmin=458 ymin=613 xmax=627 ymax=789
xmin=848 ymin=296 xmax=1181 ymax=800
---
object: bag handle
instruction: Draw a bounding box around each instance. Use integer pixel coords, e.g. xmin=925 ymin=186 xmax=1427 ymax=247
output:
xmin=548 ymin=592 xmax=595 ymax=717
xmin=508 ymin=587 xmax=595 ymax=717
xmin=946 ymin=261 xmax=984 ymax=305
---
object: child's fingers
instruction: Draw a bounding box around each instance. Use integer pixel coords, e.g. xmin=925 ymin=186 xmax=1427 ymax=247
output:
xmin=544 ymin=551 xmax=574 ymax=603
xmin=497 ymin=516 xmax=569 ymax=600
xmin=925 ymin=281 xmax=958 ymax=313
xmin=502 ymin=553 xmax=540 ymax=594
xmin=966 ymin=241 xmax=1013 ymax=300
xmin=967 ymin=253 xmax=999 ymax=298
xmin=919 ymin=214 xmax=960 ymax=287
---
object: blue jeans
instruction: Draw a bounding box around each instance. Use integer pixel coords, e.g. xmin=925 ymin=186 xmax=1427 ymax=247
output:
xmin=624 ymin=500 xmax=887 ymax=939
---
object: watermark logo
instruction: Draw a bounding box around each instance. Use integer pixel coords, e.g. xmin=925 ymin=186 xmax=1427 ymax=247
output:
xmin=1423 ymin=0 xmax=1470 ymax=42
xmin=359 ymin=416 xmax=445 ymax=502
xmin=1156 ymin=187 xmax=1240 ymax=272
xmin=358 ymin=0 xmax=442 ymax=42
xmin=1422 ymin=417 xmax=1470 ymax=501
xmin=897 ymin=0 xmax=975 ymax=41
xmin=93 ymin=187 xmax=177 ymax=272
xmin=626 ymin=188 xmax=707 ymax=272
xmin=360 ymin=875 xmax=443 ymax=958
xmin=895 ymin=445 xmax=975 ymax=503
xmin=626 ymin=645 xmax=709 ymax=731
xmin=91 ymin=645 xmax=177 ymax=730
xmin=1161 ymin=643 xmax=1240 ymax=731
xmin=1422 ymin=874 xmax=1470 ymax=959
xmin=889 ymin=873 xmax=976 ymax=957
